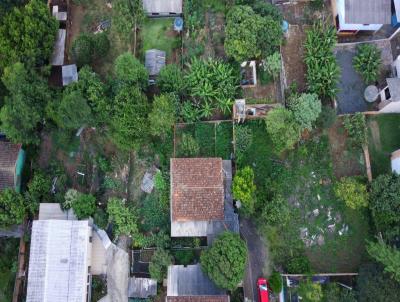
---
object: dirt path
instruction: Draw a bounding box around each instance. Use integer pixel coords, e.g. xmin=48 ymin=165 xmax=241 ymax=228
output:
xmin=66 ymin=3 xmax=86 ymax=64
xmin=240 ymin=218 xmax=270 ymax=302
xmin=369 ymin=120 xmax=382 ymax=150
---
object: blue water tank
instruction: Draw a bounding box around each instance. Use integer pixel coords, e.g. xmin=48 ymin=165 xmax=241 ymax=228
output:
xmin=282 ymin=20 xmax=289 ymax=33
xmin=174 ymin=17 xmax=184 ymax=32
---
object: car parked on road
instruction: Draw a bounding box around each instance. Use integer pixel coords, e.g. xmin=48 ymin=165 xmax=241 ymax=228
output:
xmin=257 ymin=278 xmax=270 ymax=302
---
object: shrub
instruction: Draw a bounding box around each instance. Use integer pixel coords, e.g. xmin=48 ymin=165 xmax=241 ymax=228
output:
xmin=235 ymin=125 xmax=253 ymax=155
xmin=334 ymin=176 xmax=368 ymax=209
xmin=114 ymin=52 xmax=148 ymax=89
xmin=149 ymin=94 xmax=176 ymax=137
xmin=201 ymin=232 xmax=247 ymax=290
xmin=179 ymin=133 xmax=200 ymax=157
xmin=233 ymin=166 xmax=256 ymax=216
xmin=158 ymin=64 xmax=185 ymax=95
xmin=263 ymin=52 xmax=281 ymax=80
xmin=93 ymin=32 xmax=110 ymax=58
xmin=269 ymin=271 xmax=282 ymax=293
xmin=72 ymin=33 xmax=94 ymax=67
xmin=304 ymin=21 xmax=339 ymax=99
xmin=180 ymin=101 xmax=201 ymax=123
xmin=366 ymin=240 xmax=400 ymax=282
xmin=343 ymin=112 xmax=367 ymax=147
xmin=265 ymin=107 xmax=300 ymax=154
xmin=298 ymin=280 xmax=323 ymax=302
xmin=353 ymin=43 xmax=381 ymax=84
xmin=149 ymin=249 xmax=173 ymax=282
xmin=288 ymin=93 xmax=322 ymax=131
xmin=71 ymin=193 xmax=96 ymax=219
xmin=317 ymin=106 xmax=337 ymax=129
xmin=174 ymin=250 xmax=195 ymax=265
xmin=287 ymin=255 xmax=311 ymax=274
xmin=261 ymin=195 xmax=290 ymax=227
xmin=107 ymin=197 xmax=139 ymax=237
xmin=63 ymin=189 xmax=80 ymax=209
xmin=0 ymin=189 xmax=27 ymax=227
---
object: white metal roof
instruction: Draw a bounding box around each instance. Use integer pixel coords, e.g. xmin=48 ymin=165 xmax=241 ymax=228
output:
xmin=143 ymin=0 xmax=182 ymax=14
xmin=391 ymin=150 xmax=400 ymax=174
xmin=26 ymin=220 xmax=91 ymax=302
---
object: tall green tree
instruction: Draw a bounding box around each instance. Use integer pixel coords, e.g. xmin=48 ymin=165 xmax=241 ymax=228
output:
xmin=200 ymin=232 xmax=247 ymax=290
xmin=366 ymin=240 xmax=400 ymax=282
xmin=114 ymin=52 xmax=148 ymax=90
xmin=370 ymin=173 xmax=400 ymax=241
xmin=0 ymin=189 xmax=26 ymax=227
xmin=110 ymin=86 xmax=150 ymax=150
xmin=149 ymin=249 xmax=173 ymax=282
xmin=149 ymin=94 xmax=176 ymax=137
xmin=265 ymin=107 xmax=300 ymax=154
xmin=288 ymin=93 xmax=322 ymax=131
xmin=0 ymin=0 xmax=58 ymax=69
xmin=1 ymin=63 xmax=51 ymax=144
xmin=113 ymin=0 xmax=145 ymax=41
xmin=47 ymin=90 xmax=92 ymax=130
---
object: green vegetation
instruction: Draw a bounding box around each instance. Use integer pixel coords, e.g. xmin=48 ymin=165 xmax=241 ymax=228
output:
xmin=149 ymin=94 xmax=177 ymax=138
xmin=298 ymin=280 xmax=323 ymax=302
xmin=71 ymin=32 xmax=110 ymax=67
xmin=141 ymin=18 xmax=180 ymax=58
xmin=334 ymin=177 xmax=368 ymax=209
xmin=201 ymin=232 xmax=248 ymax=291
xmin=0 ymin=189 xmax=27 ymax=227
xmin=366 ymin=240 xmax=400 ymax=282
xmin=0 ymin=238 xmax=19 ymax=302
xmin=149 ymin=249 xmax=173 ymax=282
xmin=107 ymin=197 xmax=139 ymax=238
xmin=367 ymin=114 xmax=400 ymax=175
xmin=353 ymin=43 xmax=381 ymax=84
xmin=304 ymin=21 xmax=340 ymax=100
xmin=344 ymin=113 xmax=367 ymax=147
xmin=288 ymin=93 xmax=322 ymax=131
xmin=233 ymin=166 xmax=256 ymax=216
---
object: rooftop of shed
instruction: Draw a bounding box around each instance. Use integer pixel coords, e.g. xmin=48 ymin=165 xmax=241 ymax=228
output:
xmin=344 ymin=0 xmax=391 ymax=24
xmin=0 ymin=142 xmax=21 ymax=191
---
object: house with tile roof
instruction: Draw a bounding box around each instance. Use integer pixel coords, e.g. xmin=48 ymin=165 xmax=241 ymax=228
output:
xmin=166 ymin=264 xmax=229 ymax=302
xmin=170 ymin=158 xmax=238 ymax=239
xmin=0 ymin=142 xmax=25 ymax=192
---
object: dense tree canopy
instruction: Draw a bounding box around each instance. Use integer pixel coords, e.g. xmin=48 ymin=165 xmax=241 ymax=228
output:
xmin=149 ymin=249 xmax=173 ymax=282
xmin=71 ymin=193 xmax=96 ymax=219
xmin=200 ymin=232 xmax=247 ymax=290
xmin=288 ymin=93 xmax=322 ymax=131
xmin=114 ymin=52 xmax=148 ymax=89
xmin=110 ymin=86 xmax=150 ymax=150
xmin=71 ymin=33 xmax=110 ymax=67
xmin=369 ymin=173 xmax=400 ymax=241
xmin=265 ymin=107 xmax=300 ymax=154
xmin=1 ymin=63 xmax=51 ymax=145
xmin=0 ymin=189 xmax=26 ymax=227
xmin=0 ymin=0 xmax=58 ymax=69
xmin=107 ymin=197 xmax=139 ymax=237
xmin=113 ymin=0 xmax=144 ymax=40
xmin=366 ymin=240 xmax=400 ymax=283
xmin=343 ymin=112 xmax=367 ymax=147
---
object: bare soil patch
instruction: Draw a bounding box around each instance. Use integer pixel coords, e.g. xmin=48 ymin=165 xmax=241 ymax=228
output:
xmin=369 ymin=120 xmax=382 ymax=150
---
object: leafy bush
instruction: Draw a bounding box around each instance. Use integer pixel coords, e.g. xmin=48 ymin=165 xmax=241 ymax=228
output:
xmin=287 ymin=255 xmax=311 ymax=274
xmin=185 ymin=58 xmax=237 ymax=115
xmin=201 ymin=232 xmax=248 ymax=290
xmin=72 ymin=33 xmax=93 ymax=67
xmin=93 ymin=208 xmax=108 ymax=229
xmin=179 ymin=133 xmax=200 ymax=157
xmin=288 ymin=93 xmax=322 ymax=131
xmin=317 ymin=106 xmax=337 ymax=129
xmin=180 ymin=101 xmax=201 ymax=123
xmin=158 ymin=64 xmax=185 ymax=95
xmin=235 ymin=124 xmax=253 ymax=155
xmin=263 ymin=52 xmax=281 ymax=80
xmin=353 ymin=44 xmax=381 ymax=84
xmin=71 ymin=193 xmax=96 ymax=219
xmin=366 ymin=240 xmax=400 ymax=282
xmin=25 ymin=171 xmax=52 ymax=208
xmin=0 ymin=189 xmax=27 ymax=227
xmin=260 ymin=195 xmax=290 ymax=227
xmin=173 ymin=250 xmax=195 ymax=265
xmin=114 ymin=52 xmax=148 ymax=89
xmin=343 ymin=112 xmax=367 ymax=147
xmin=149 ymin=94 xmax=176 ymax=137
xmin=233 ymin=166 xmax=256 ymax=216
xmin=140 ymin=194 xmax=169 ymax=232
xmin=304 ymin=21 xmax=340 ymax=100
xmin=298 ymin=280 xmax=323 ymax=302
xmin=269 ymin=271 xmax=282 ymax=293
xmin=149 ymin=249 xmax=173 ymax=282
xmin=265 ymin=107 xmax=300 ymax=154
xmin=107 ymin=197 xmax=139 ymax=237
xmin=334 ymin=176 xmax=368 ymax=209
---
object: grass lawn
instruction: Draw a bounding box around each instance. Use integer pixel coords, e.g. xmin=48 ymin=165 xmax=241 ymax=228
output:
xmin=141 ymin=18 xmax=180 ymax=59
xmin=367 ymin=114 xmax=400 ymax=176
xmin=235 ymin=121 xmax=370 ymax=272
xmin=175 ymin=122 xmax=233 ymax=159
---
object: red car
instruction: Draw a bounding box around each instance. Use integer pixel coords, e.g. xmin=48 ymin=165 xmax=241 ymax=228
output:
xmin=257 ymin=278 xmax=270 ymax=302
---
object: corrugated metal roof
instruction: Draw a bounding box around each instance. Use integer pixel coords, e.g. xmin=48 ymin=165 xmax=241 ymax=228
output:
xmin=128 ymin=277 xmax=157 ymax=298
xmin=51 ymin=29 xmax=66 ymax=66
xmin=345 ymin=0 xmax=391 ymax=24
xmin=145 ymin=49 xmax=166 ymax=76
xmin=387 ymin=78 xmax=400 ymax=101
xmin=0 ymin=142 xmax=21 ymax=191
xmin=26 ymin=220 xmax=91 ymax=302
xmin=143 ymin=0 xmax=182 ymax=14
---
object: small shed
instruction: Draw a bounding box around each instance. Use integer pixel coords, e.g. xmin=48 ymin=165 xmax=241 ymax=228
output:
xmin=128 ymin=277 xmax=157 ymax=298
xmin=145 ymin=49 xmax=166 ymax=77
xmin=62 ymin=64 xmax=78 ymax=86
xmin=51 ymin=29 xmax=66 ymax=66
xmin=0 ymin=142 xmax=25 ymax=192
xmin=391 ymin=149 xmax=400 ymax=174
xmin=143 ymin=0 xmax=182 ymax=17
xmin=379 ymin=78 xmax=400 ymax=113
xmin=52 ymin=5 xmax=67 ymax=21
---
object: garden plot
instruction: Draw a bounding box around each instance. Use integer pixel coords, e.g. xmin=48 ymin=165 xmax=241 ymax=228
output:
xmin=235 ymin=121 xmax=370 ymax=272
xmin=174 ymin=122 xmax=233 ymax=159
xmin=367 ymin=114 xmax=400 ymax=176
xmin=140 ymin=18 xmax=181 ymax=63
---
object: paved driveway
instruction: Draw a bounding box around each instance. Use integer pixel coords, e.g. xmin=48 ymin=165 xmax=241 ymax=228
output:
xmin=240 ymin=218 xmax=269 ymax=302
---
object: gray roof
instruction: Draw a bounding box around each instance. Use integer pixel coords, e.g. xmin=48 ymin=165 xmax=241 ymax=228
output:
xmin=26 ymin=220 xmax=91 ymax=302
xmin=145 ymin=49 xmax=166 ymax=76
xmin=387 ymin=78 xmax=400 ymax=102
xmin=345 ymin=0 xmax=391 ymax=24
xmin=51 ymin=29 xmax=66 ymax=66
xmin=62 ymin=64 xmax=78 ymax=86
xmin=38 ymin=203 xmax=76 ymax=220
xmin=143 ymin=0 xmax=182 ymax=14
xmin=167 ymin=265 xmax=227 ymax=296
xmin=128 ymin=277 xmax=157 ymax=298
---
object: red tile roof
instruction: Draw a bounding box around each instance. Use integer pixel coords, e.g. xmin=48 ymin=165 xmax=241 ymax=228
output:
xmin=167 ymin=296 xmax=230 ymax=302
xmin=0 ymin=142 xmax=21 ymax=190
xmin=171 ymin=158 xmax=224 ymax=222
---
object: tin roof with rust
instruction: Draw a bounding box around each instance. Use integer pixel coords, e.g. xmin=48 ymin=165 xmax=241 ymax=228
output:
xmin=0 ymin=142 xmax=21 ymax=190
xmin=170 ymin=158 xmax=224 ymax=222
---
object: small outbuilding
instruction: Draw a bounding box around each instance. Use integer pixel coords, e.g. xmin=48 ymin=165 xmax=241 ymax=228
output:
xmin=145 ymin=49 xmax=166 ymax=77
xmin=0 ymin=142 xmax=25 ymax=192
xmin=128 ymin=277 xmax=157 ymax=299
xmin=391 ymin=149 xmax=400 ymax=174
xmin=51 ymin=29 xmax=66 ymax=66
xmin=143 ymin=0 xmax=182 ymax=17
xmin=62 ymin=64 xmax=78 ymax=86
xmin=379 ymin=78 xmax=400 ymax=113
